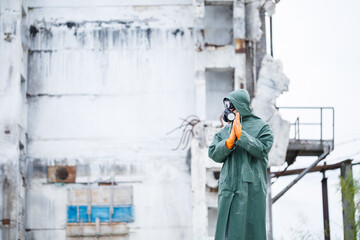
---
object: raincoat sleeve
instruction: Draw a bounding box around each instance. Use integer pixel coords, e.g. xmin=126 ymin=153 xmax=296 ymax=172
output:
xmin=235 ymin=124 xmax=273 ymax=160
xmin=208 ymin=131 xmax=235 ymax=163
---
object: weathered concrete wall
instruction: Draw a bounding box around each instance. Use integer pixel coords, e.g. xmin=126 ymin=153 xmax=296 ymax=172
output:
xmin=0 ymin=0 xmax=27 ymax=239
xmin=252 ymin=55 xmax=290 ymax=166
xmin=0 ymin=0 xmax=288 ymax=239
xmin=25 ymin=1 xmax=195 ymax=239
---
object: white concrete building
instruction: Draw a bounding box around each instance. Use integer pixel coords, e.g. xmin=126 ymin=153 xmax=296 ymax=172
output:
xmin=0 ymin=0 xmax=287 ymax=239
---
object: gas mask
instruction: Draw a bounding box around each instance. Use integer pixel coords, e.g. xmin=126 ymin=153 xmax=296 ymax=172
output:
xmin=223 ymin=99 xmax=236 ymax=122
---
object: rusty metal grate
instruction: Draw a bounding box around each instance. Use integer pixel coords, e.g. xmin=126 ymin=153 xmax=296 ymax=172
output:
xmin=277 ymin=106 xmax=335 ymax=145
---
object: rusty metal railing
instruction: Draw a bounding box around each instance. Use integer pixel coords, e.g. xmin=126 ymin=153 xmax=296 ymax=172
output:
xmin=276 ymin=106 xmax=335 ymax=146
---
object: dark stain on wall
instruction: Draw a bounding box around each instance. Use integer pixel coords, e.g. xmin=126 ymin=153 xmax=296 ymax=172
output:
xmin=97 ymin=28 xmax=109 ymax=49
xmin=65 ymin=21 xmax=77 ymax=29
xmin=28 ymin=49 xmax=54 ymax=56
xmin=29 ymin=25 xmax=38 ymax=38
xmin=40 ymin=27 xmax=53 ymax=39
xmin=146 ymin=28 xmax=152 ymax=48
xmin=146 ymin=28 xmax=152 ymax=40
xmin=112 ymin=29 xmax=120 ymax=46
xmin=172 ymin=28 xmax=184 ymax=37
xmin=29 ymin=20 xmax=192 ymax=52
xmin=28 ymin=159 xmax=47 ymax=179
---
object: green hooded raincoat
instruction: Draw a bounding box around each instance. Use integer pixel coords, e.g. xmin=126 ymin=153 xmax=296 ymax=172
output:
xmin=208 ymin=89 xmax=274 ymax=240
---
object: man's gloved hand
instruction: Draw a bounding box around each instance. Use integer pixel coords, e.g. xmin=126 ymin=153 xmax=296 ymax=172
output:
xmin=225 ymin=127 xmax=236 ymax=149
xmin=234 ymin=112 xmax=242 ymax=140
xmin=225 ymin=112 xmax=242 ymax=149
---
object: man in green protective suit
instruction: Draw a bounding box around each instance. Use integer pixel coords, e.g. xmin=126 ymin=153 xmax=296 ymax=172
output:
xmin=208 ymin=89 xmax=274 ymax=240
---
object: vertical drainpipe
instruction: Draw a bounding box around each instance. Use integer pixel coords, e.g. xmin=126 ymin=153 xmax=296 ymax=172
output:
xmin=233 ymin=0 xmax=246 ymax=90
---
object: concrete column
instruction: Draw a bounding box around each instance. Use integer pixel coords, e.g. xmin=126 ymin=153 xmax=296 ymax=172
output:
xmin=256 ymin=8 xmax=267 ymax=79
xmin=233 ymin=0 xmax=246 ymax=90
xmin=244 ymin=0 xmax=260 ymax=98
xmin=191 ymin=139 xmax=208 ymax=240
xmin=321 ymin=169 xmax=330 ymax=240
xmin=0 ymin=0 xmax=27 ymax=239
xmin=340 ymin=160 xmax=356 ymax=240
xmin=193 ymin=0 xmax=206 ymax=120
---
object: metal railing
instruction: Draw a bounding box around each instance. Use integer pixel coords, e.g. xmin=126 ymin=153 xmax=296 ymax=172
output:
xmin=276 ymin=106 xmax=334 ymax=145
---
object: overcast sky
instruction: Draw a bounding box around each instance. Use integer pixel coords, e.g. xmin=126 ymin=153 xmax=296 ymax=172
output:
xmin=269 ymin=0 xmax=360 ymax=239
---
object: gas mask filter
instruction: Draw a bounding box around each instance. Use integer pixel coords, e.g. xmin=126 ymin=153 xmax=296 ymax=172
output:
xmin=223 ymin=99 xmax=235 ymax=122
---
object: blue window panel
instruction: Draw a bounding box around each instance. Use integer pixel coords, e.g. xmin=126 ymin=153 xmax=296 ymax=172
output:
xmin=67 ymin=205 xmax=134 ymax=223
xmin=67 ymin=206 xmax=77 ymax=223
xmin=91 ymin=206 xmax=110 ymax=222
xmin=67 ymin=206 xmax=89 ymax=223
xmin=78 ymin=206 xmax=89 ymax=223
xmin=112 ymin=205 xmax=134 ymax=222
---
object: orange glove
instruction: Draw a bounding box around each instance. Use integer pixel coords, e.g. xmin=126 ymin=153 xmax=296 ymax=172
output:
xmin=234 ymin=112 xmax=242 ymax=140
xmin=225 ymin=126 xmax=236 ymax=149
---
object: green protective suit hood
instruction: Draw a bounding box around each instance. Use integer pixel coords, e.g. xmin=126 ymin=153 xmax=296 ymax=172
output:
xmin=208 ymin=89 xmax=274 ymax=240
xmin=224 ymin=89 xmax=254 ymax=117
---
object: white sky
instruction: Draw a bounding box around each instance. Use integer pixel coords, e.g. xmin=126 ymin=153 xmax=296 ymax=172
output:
xmin=269 ymin=0 xmax=360 ymax=239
